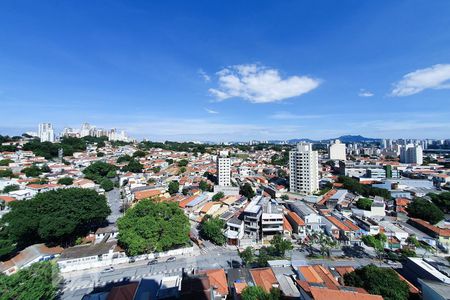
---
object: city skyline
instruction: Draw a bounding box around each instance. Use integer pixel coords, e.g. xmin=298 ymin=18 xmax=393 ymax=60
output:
xmin=1 ymin=1 xmax=450 ymax=141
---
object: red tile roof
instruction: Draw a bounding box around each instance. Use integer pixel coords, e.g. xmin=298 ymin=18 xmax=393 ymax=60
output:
xmin=250 ymin=268 xmax=278 ymax=292
xmin=287 ymin=211 xmax=305 ymax=226
xmin=134 ymin=189 xmax=161 ymax=201
xmin=0 ymin=195 xmax=16 ymax=203
xmin=309 ymin=286 xmax=383 ymax=300
xmin=198 ymin=269 xmax=229 ymax=296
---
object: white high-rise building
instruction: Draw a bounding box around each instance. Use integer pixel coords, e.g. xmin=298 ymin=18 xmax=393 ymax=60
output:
xmin=38 ymin=123 xmax=55 ymax=142
xmin=217 ymin=150 xmax=231 ymax=186
xmin=289 ymin=143 xmax=319 ymax=194
xmin=329 ymin=140 xmax=346 ymax=160
xmin=80 ymin=123 xmax=92 ymax=137
xmin=400 ymin=144 xmax=423 ymax=165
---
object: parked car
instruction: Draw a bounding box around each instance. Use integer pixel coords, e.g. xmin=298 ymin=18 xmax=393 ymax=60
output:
xmin=129 ymin=257 xmax=136 ymax=263
xmin=148 ymin=259 xmax=158 ymax=265
xmin=166 ymin=256 xmax=176 ymax=262
xmin=101 ymin=267 xmax=115 ymax=273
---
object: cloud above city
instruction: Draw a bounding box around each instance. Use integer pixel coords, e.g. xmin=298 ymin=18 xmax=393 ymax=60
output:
xmin=208 ymin=64 xmax=320 ymax=103
xmin=204 ymin=108 xmax=218 ymax=114
xmin=391 ymin=64 xmax=450 ymax=96
xmin=358 ymin=89 xmax=374 ymax=97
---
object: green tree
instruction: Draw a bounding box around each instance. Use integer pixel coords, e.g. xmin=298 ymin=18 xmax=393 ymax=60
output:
xmin=117 ymin=155 xmax=132 ymax=163
xmin=132 ymin=150 xmax=147 ymax=158
xmin=0 ymin=228 xmax=16 ymax=259
xmin=57 ymin=177 xmax=73 ymax=186
xmin=2 ymin=184 xmax=20 ymax=193
xmin=406 ymin=235 xmax=420 ymax=248
xmin=0 ymin=159 xmax=13 ymax=166
xmin=168 ymin=181 xmax=179 ymax=195
xmin=40 ymin=165 xmax=51 ymax=173
xmin=338 ymin=176 xmax=391 ymax=199
xmin=280 ymin=194 xmax=289 ymax=201
xmin=117 ymin=199 xmax=190 ymax=256
xmin=100 ymin=178 xmax=114 ymax=191
xmin=212 ymin=192 xmax=225 ymax=201
xmin=362 ymin=233 xmax=387 ymax=252
xmin=240 ymin=183 xmax=255 ymax=199
xmin=199 ymin=180 xmax=210 ymax=192
xmin=344 ymin=265 xmax=409 ymax=300
xmin=270 ymin=152 xmax=289 ymax=166
xmin=106 ymin=170 xmax=116 ymax=178
xmin=199 ymin=215 xmax=225 ymax=245
xmin=257 ymin=247 xmax=270 ymax=267
xmin=22 ymin=165 xmax=43 ymax=177
xmin=179 ymin=166 xmax=186 ymax=174
xmin=0 ymin=169 xmax=13 ymax=178
xmin=83 ymin=161 xmax=117 ymax=183
xmin=270 ymin=234 xmax=293 ymax=257
xmin=309 ymin=232 xmax=337 ymax=257
xmin=427 ymin=192 xmax=450 ymax=213
xmin=1 ymin=188 xmax=110 ymax=255
xmin=0 ymin=261 xmax=60 ymax=300
xmin=356 ymin=197 xmax=373 ymax=210
xmin=239 ymin=247 xmax=254 ymax=266
xmin=152 ymin=166 xmax=161 ymax=173
xmin=97 ymin=152 xmax=105 ymax=157
xmin=241 ymin=286 xmax=281 ymax=300
xmin=407 ymin=198 xmax=444 ymax=224
xmin=177 ymin=159 xmax=189 ymax=167
xmin=123 ymin=159 xmax=143 ymax=173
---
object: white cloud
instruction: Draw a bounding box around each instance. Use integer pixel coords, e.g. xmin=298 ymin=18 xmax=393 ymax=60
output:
xmin=208 ymin=64 xmax=320 ymax=103
xmin=269 ymin=112 xmax=323 ymax=120
xmin=205 ymin=108 xmax=218 ymax=114
xmin=198 ymin=69 xmax=211 ymax=82
xmin=358 ymin=89 xmax=374 ymax=97
xmin=391 ymin=64 xmax=450 ymax=96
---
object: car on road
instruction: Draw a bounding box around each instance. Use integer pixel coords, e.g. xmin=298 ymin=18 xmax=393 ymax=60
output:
xmin=386 ymin=260 xmax=402 ymax=268
xmin=148 ymin=259 xmax=158 ymax=265
xmin=101 ymin=267 xmax=115 ymax=273
xmin=166 ymin=256 xmax=176 ymax=262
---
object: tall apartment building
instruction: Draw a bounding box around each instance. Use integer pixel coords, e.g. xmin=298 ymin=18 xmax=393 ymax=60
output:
xmin=328 ymin=140 xmax=346 ymax=160
xmin=289 ymin=143 xmax=319 ymax=194
xmin=400 ymin=144 xmax=423 ymax=165
xmin=217 ymin=150 xmax=231 ymax=186
xmin=80 ymin=123 xmax=92 ymax=137
xmin=38 ymin=123 xmax=55 ymax=142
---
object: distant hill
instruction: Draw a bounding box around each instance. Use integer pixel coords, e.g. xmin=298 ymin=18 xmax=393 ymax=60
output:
xmin=333 ymin=135 xmax=380 ymax=143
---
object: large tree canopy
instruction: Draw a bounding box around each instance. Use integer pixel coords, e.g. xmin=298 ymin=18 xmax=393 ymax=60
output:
xmin=0 ymin=261 xmax=60 ymax=300
xmin=0 ymin=188 xmax=110 ymax=257
xmin=356 ymin=197 xmax=373 ymax=210
xmin=122 ymin=159 xmax=143 ymax=173
xmin=344 ymin=265 xmax=409 ymax=300
xmin=117 ymin=199 xmax=190 ymax=256
xmin=338 ymin=176 xmax=391 ymax=199
xmin=427 ymin=192 xmax=450 ymax=213
xmin=240 ymin=183 xmax=255 ymax=199
xmin=83 ymin=161 xmax=117 ymax=183
xmin=406 ymin=198 xmax=444 ymax=224
xmin=241 ymin=286 xmax=281 ymax=300
xmin=199 ymin=215 xmax=225 ymax=245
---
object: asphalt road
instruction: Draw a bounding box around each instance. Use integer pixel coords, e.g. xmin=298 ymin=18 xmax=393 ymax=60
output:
xmin=106 ymin=188 xmax=122 ymax=224
xmin=60 ymin=244 xmax=240 ymax=300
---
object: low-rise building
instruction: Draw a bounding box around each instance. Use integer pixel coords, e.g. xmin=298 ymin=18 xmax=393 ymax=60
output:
xmin=0 ymin=244 xmax=63 ymax=275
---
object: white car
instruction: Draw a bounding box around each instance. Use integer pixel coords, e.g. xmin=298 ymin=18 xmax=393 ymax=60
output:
xmin=101 ymin=267 xmax=115 ymax=273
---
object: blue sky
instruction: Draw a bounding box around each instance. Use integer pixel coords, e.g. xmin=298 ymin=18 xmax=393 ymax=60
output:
xmin=1 ymin=1 xmax=450 ymax=141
